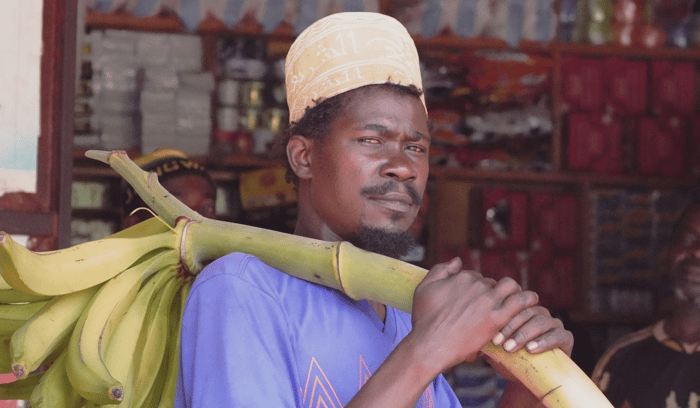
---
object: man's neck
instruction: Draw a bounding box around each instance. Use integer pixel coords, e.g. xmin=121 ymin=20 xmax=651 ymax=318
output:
xmin=666 ymin=303 xmax=700 ymax=344
xmin=368 ymin=299 xmax=387 ymax=323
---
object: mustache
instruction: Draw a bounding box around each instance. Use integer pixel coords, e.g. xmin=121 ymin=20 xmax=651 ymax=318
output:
xmin=361 ymin=181 xmax=422 ymax=206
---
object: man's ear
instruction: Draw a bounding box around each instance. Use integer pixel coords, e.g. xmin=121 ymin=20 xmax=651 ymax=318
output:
xmin=287 ymin=135 xmax=314 ymax=180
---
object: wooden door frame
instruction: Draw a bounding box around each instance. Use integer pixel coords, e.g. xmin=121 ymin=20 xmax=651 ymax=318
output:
xmin=41 ymin=0 xmax=77 ymax=248
xmin=0 ymin=0 xmax=76 ymax=247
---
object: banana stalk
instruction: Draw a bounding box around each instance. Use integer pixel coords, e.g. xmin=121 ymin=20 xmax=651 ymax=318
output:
xmin=89 ymin=150 xmax=613 ymax=408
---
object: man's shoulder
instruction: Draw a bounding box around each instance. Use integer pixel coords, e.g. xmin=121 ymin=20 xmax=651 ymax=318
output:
xmin=191 ymin=252 xmax=333 ymax=300
xmin=192 ymin=253 xmax=291 ymax=291
xmin=592 ymin=323 xmax=656 ymax=384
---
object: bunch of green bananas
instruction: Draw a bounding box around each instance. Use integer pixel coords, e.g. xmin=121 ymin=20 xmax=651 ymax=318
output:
xmin=0 ymin=215 xmax=189 ymax=407
xmin=0 ymin=150 xmax=614 ymax=408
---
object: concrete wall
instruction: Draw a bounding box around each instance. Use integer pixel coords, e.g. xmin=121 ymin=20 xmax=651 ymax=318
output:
xmin=0 ymin=0 xmax=43 ymax=194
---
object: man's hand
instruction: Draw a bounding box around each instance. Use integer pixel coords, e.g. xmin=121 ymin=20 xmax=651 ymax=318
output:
xmin=408 ymin=257 xmax=573 ymax=374
xmin=407 ymin=257 xmax=542 ymax=375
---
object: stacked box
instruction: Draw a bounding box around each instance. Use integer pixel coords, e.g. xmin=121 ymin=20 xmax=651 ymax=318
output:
xmin=636 ymin=116 xmax=686 ymax=178
xmin=561 ymin=57 xmax=603 ymax=112
xmin=603 ymin=58 xmax=647 ymax=115
xmin=650 ymin=60 xmax=696 ymax=117
xmin=93 ymin=30 xmax=142 ymax=150
xmin=78 ymin=29 xmax=212 ymax=154
xmin=567 ymin=112 xmax=624 ymax=174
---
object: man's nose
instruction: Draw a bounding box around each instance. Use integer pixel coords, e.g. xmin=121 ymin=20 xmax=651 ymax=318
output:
xmin=380 ymin=149 xmax=417 ymax=182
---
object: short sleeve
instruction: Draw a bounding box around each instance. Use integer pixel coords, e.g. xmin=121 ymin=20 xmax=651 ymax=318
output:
xmin=175 ymin=254 xmax=302 ymax=408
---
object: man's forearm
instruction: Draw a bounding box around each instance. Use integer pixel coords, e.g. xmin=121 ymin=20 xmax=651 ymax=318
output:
xmin=344 ymin=336 xmax=440 ymax=408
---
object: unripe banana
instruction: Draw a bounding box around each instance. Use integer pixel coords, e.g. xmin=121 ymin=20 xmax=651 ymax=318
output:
xmin=0 ymin=275 xmax=52 ymax=304
xmin=0 ymin=217 xmax=177 ymax=296
xmin=0 ymin=369 xmax=44 ymax=400
xmin=131 ymin=273 xmax=182 ymax=407
xmin=101 ymin=267 xmax=177 ymax=407
xmin=0 ymin=300 xmax=50 ymax=337
xmin=29 ymin=353 xmax=84 ymax=408
xmin=157 ymin=281 xmax=190 ymax=408
xmin=0 ymin=338 xmax=11 ymax=374
xmin=65 ymin=250 xmax=177 ymax=405
xmin=11 ymin=285 xmax=100 ymax=379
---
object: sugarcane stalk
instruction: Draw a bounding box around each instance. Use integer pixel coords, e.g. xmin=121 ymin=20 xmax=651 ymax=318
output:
xmin=88 ymin=150 xmax=613 ymax=408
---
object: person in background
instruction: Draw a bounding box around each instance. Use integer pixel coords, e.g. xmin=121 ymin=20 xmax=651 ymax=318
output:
xmin=591 ymin=198 xmax=700 ymax=408
xmin=175 ymin=12 xmax=573 ymax=408
xmin=121 ymin=148 xmax=217 ymax=228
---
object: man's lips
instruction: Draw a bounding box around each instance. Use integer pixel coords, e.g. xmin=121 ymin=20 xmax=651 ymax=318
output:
xmin=368 ymin=192 xmax=415 ymax=212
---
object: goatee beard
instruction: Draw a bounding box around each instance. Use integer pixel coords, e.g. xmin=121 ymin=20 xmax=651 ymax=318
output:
xmin=351 ymin=225 xmax=418 ymax=258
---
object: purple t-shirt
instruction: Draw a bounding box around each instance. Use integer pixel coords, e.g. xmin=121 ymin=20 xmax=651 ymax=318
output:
xmin=174 ymin=252 xmax=460 ymax=407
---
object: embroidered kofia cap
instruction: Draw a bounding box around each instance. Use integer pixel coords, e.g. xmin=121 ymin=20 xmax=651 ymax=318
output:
xmin=285 ymin=12 xmax=425 ymax=123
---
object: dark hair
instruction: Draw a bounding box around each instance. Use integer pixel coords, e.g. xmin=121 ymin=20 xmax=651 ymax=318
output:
xmin=270 ymin=83 xmax=424 ymax=186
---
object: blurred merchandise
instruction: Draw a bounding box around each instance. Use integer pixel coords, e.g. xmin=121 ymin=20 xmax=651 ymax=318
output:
xmin=75 ymin=29 xmax=212 ymax=155
xmin=602 ymin=58 xmax=648 ymax=114
xmin=650 ymin=60 xmax=696 ymax=116
xmin=424 ymin=50 xmax=554 ymax=172
xmin=481 ymin=188 xmax=529 ymax=249
xmin=71 ymin=181 xmax=116 ymax=210
xmin=446 ymin=358 xmax=507 ymax=408
xmin=392 ymin=0 xmax=556 ymax=46
xmin=566 ymin=111 xmax=625 ymax=174
xmin=561 ymin=56 xmax=603 ymax=112
xmin=239 ymin=167 xmax=297 ymax=210
xmin=588 ymin=188 xmax=694 ymax=315
xmin=70 ymin=219 xmax=117 ymax=246
xmin=588 ymin=0 xmax=614 ymax=44
xmin=636 ymin=116 xmax=686 ymax=178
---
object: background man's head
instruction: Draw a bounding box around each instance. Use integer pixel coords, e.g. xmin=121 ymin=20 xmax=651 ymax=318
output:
xmin=663 ymin=200 xmax=700 ymax=305
xmin=121 ymin=148 xmax=217 ymax=228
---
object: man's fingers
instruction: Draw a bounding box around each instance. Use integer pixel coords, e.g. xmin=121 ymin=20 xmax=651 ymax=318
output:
xmin=490 ymin=289 xmax=540 ymax=348
xmin=523 ymin=326 xmax=574 ymax=355
xmin=422 ymin=257 xmax=462 ymax=283
xmin=492 ymin=306 xmax=570 ymax=354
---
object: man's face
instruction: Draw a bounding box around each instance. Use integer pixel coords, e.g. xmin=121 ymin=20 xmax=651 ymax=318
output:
xmin=307 ymin=87 xmax=430 ymax=248
xmin=161 ymin=174 xmax=217 ymax=219
xmin=665 ymin=205 xmax=700 ymax=304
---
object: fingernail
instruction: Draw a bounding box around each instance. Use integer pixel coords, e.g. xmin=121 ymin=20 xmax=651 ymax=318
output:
xmin=526 ymin=341 xmax=538 ymax=351
xmin=504 ymin=339 xmax=517 ymax=352
xmin=492 ymin=333 xmax=505 ymax=345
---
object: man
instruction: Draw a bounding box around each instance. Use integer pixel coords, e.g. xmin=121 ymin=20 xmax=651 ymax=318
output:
xmin=592 ymin=200 xmax=700 ymax=408
xmin=121 ymin=148 xmax=217 ymax=228
xmin=175 ymin=12 xmax=572 ymax=407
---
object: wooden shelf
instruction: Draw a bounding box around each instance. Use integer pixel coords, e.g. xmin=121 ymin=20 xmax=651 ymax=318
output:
xmin=413 ymin=36 xmax=555 ymax=54
xmin=86 ymin=11 xmax=700 ymax=61
xmin=429 ymin=166 xmax=698 ymax=188
xmin=559 ymin=42 xmax=700 ymax=60
xmin=85 ymin=12 xmax=296 ymax=38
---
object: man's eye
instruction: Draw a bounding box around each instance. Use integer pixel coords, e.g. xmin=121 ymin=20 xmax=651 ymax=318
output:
xmin=407 ymin=145 xmax=427 ymax=153
xmin=359 ymin=137 xmax=380 ymax=144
